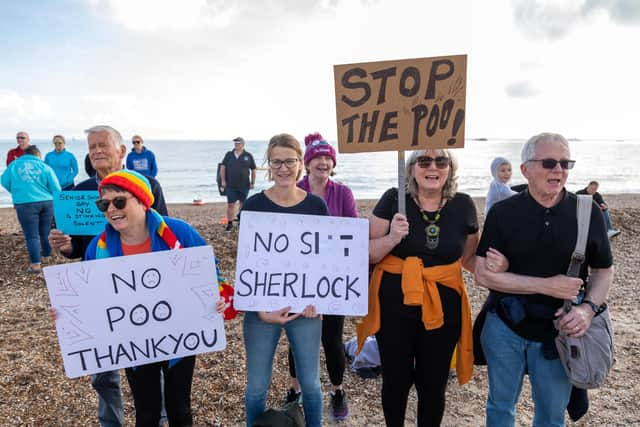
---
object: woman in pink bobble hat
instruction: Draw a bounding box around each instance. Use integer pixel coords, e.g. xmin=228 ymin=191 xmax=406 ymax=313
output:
xmin=283 ymin=132 xmax=357 ymax=421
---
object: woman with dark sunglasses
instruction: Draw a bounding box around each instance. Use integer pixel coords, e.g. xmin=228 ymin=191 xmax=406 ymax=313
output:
xmin=357 ymin=149 xmax=506 ymax=426
xmin=84 ymin=169 xmax=225 ymax=426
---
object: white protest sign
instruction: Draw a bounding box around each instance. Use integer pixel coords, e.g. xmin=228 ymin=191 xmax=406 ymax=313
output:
xmin=234 ymin=211 xmax=369 ymax=315
xmin=44 ymin=245 xmax=226 ymax=378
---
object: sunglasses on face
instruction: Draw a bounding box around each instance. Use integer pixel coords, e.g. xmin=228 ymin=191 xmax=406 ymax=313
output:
xmin=529 ymin=158 xmax=576 ymax=170
xmin=268 ymin=158 xmax=299 ymax=169
xmin=416 ymin=156 xmax=450 ymax=169
xmin=16 ymin=136 xmax=26 ymax=140
xmin=95 ymin=196 xmax=133 ymax=212
xmin=132 ymin=141 xmax=142 ymax=144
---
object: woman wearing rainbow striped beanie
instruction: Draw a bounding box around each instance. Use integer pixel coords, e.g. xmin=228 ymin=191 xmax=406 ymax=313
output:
xmin=84 ymin=169 xmax=226 ymax=426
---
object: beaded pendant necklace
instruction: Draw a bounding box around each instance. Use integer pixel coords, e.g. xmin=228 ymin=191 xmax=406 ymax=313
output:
xmin=418 ymin=198 xmax=447 ymax=250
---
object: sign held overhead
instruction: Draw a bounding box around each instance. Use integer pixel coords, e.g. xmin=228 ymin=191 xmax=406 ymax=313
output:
xmin=334 ymin=55 xmax=467 ymax=153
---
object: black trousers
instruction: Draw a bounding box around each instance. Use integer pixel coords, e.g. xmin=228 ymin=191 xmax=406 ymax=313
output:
xmin=376 ymin=278 xmax=461 ymax=427
xmin=289 ymin=314 xmax=346 ymax=386
xmin=125 ymin=356 xmax=196 ymax=427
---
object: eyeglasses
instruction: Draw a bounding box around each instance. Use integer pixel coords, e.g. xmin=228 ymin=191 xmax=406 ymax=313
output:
xmin=95 ymin=196 xmax=133 ymax=212
xmin=16 ymin=136 xmax=27 ymax=140
xmin=132 ymin=141 xmax=142 ymax=144
xmin=528 ymin=158 xmax=576 ymax=170
xmin=268 ymin=158 xmax=299 ymax=169
xmin=416 ymin=156 xmax=450 ymax=169
xmin=54 ymin=141 xmax=64 ymax=145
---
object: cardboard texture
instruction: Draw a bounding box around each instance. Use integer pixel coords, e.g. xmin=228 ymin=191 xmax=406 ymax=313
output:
xmin=334 ymin=55 xmax=467 ymax=153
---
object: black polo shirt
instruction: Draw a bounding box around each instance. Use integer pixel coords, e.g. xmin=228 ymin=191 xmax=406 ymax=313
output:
xmin=477 ymin=189 xmax=612 ymax=340
xmin=221 ymin=150 xmax=256 ymax=190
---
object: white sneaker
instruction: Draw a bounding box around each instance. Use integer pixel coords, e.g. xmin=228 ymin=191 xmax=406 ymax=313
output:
xmin=607 ymin=229 xmax=621 ymax=239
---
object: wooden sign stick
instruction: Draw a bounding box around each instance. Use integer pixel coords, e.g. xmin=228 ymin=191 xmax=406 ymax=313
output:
xmin=397 ymin=151 xmax=406 ymax=215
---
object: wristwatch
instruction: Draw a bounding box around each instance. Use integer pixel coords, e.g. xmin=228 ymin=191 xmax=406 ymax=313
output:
xmin=582 ymin=298 xmax=604 ymax=315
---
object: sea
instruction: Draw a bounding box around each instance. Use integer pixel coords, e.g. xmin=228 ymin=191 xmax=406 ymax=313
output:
xmin=1 ymin=138 xmax=639 ymax=208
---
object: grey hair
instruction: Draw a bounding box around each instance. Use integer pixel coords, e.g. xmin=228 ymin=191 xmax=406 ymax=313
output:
xmin=521 ymin=132 xmax=570 ymax=163
xmin=84 ymin=125 xmax=124 ymax=147
xmin=406 ymin=149 xmax=459 ymax=200
xmin=25 ymin=145 xmax=40 ymax=156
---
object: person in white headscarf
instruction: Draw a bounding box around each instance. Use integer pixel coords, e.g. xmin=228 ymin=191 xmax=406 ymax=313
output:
xmin=484 ymin=157 xmax=517 ymax=217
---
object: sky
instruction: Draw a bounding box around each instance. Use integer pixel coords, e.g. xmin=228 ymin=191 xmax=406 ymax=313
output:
xmin=1 ymin=0 xmax=639 ymax=141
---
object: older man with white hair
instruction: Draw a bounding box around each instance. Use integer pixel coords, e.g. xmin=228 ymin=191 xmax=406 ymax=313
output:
xmin=48 ymin=125 xmax=168 ymax=427
xmin=7 ymin=131 xmax=31 ymax=165
xmin=474 ymin=132 xmax=614 ymax=426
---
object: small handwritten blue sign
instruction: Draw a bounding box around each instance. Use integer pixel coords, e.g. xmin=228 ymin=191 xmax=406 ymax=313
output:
xmin=53 ymin=191 xmax=107 ymax=236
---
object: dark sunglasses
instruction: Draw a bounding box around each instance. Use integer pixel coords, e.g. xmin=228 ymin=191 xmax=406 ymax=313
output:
xmin=132 ymin=140 xmax=142 ymax=144
xmin=416 ymin=156 xmax=450 ymax=169
xmin=95 ymin=196 xmax=132 ymax=212
xmin=16 ymin=136 xmax=27 ymax=140
xmin=529 ymin=158 xmax=576 ymax=170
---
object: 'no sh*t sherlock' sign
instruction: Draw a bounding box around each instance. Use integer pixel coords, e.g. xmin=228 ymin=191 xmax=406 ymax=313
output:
xmin=234 ymin=211 xmax=369 ymax=316
xmin=334 ymin=55 xmax=467 ymax=153
xmin=44 ymin=246 xmax=226 ymax=378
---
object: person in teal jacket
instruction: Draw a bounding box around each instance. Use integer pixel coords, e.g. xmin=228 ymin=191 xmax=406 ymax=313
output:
xmin=44 ymin=135 xmax=79 ymax=190
xmin=2 ymin=145 xmax=61 ymax=273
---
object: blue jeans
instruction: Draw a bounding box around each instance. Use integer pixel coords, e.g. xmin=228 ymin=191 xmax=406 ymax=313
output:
xmin=481 ymin=311 xmax=571 ymax=427
xmin=602 ymin=209 xmax=614 ymax=231
xmin=243 ymin=311 xmax=322 ymax=427
xmin=15 ymin=201 xmax=53 ymax=264
xmin=92 ymin=370 xmax=124 ymax=427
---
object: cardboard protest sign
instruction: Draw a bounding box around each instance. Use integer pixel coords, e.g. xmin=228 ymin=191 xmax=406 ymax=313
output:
xmin=53 ymin=191 xmax=107 ymax=235
xmin=234 ymin=211 xmax=369 ymax=316
xmin=334 ymin=55 xmax=467 ymax=152
xmin=44 ymin=246 xmax=225 ymax=378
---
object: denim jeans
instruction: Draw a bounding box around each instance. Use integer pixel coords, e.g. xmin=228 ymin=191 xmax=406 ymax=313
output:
xmin=15 ymin=201 xmax=53 ymax=264
xmin=92 ymin=370 xmax=124 ymax=427
xmin=603 ymin=209 xmax=614 ymax=230
xmin=481 ymin=311 xmax=571 ymax=427
xmin=243 ymin=311 xmax=322 ymax=427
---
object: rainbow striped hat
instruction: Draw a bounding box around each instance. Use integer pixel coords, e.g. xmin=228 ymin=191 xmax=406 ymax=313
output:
xmin=98 ymin=169 xmax=155 ymax=209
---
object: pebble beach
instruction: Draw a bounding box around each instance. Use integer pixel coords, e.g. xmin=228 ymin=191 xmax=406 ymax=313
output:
xmin=0 ymin=195 xmax=638 ymax=426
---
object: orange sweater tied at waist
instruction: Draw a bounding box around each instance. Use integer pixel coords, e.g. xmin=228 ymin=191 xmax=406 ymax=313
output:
xmin=356 ymin=255 xmax=474 ymax=385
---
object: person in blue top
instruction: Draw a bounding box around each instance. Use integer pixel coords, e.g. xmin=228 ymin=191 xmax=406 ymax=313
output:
xmin=44 ymin=135 xmax=79 ymax=190
xmin=2 ymin=145 xmax=61 ymax=273
xmin=126 ymin=134 xmax=158 ymax=177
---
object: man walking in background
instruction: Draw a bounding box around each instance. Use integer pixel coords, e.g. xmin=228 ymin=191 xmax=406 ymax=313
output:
xmin=126 ymin=134 xmax=158 ymax=177
xmin=219 ymin=136 xmax=256 ymax=231
xmin=45 ymin=135 xmax=79 ymax=190
xmin=7 ymin=131 xmax=31 ymax=165
xmin=577 ymin=180 xmax=620 ymax=238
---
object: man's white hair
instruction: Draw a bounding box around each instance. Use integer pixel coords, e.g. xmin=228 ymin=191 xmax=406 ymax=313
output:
xmin=84 ymin=125 xmax=124 ymax=146
xmin=521 ymin=132 xmax=570 ymax=164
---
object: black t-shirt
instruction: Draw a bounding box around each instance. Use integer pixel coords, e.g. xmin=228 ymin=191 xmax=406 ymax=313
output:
xmin=477 ymin=189 xmax=613 ymax=340
xmin=576 ymin=188 xmax=606 ymax=207
xmin=373 ymin=189 xmax=479 ymax=266
xmin=221 ymin=150 xmax=256 ymax=190
xmin=242 ymin=191 xmax=328 ymax=216
xmin=65 ymin=175 xmax=169 ymax=259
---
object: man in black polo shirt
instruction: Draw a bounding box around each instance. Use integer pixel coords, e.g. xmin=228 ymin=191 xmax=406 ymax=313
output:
xmin=475 ymin=133 xmax=613 ymax=426
xmin=219 ymin=137 xmax=256 ymax=231
xmin=47 ymin=125 xmax=168 ymax=427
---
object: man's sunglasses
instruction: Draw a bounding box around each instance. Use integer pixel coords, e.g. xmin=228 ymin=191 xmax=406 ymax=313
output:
xmin=95 ymin=196 xmax=133 ymax=212
xmin=132 ymin=140 xmax=142 ymax=144
xmin=528 ymin=158 xmax=576 ymax=170
xmin=16 ymin=136 xmax=26 ymax=140
xmin=416 ymin=156 xmax=450 ymax=169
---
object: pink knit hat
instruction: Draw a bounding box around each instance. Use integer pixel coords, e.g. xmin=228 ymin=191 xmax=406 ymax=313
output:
xmin=303 ymin=133 xmax=337 ymax=167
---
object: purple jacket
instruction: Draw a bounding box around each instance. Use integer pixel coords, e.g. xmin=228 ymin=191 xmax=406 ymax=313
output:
xmin=297 ymin=175 xmax=358 ymax=218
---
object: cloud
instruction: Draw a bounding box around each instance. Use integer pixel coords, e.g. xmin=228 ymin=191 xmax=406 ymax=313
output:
xmin=505 ymin=80 xmax=540 ymax=98
xmin=512 ymin=0 xmax=584 ymax=40
xmin=581 ymin=0 xmax=640 ymax=25
xmin=0 ymin=90 xmax=54 ymax=123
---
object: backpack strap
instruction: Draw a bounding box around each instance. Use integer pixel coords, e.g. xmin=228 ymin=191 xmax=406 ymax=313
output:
xmin=563 ymin=195 xmax=593 ymax=311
